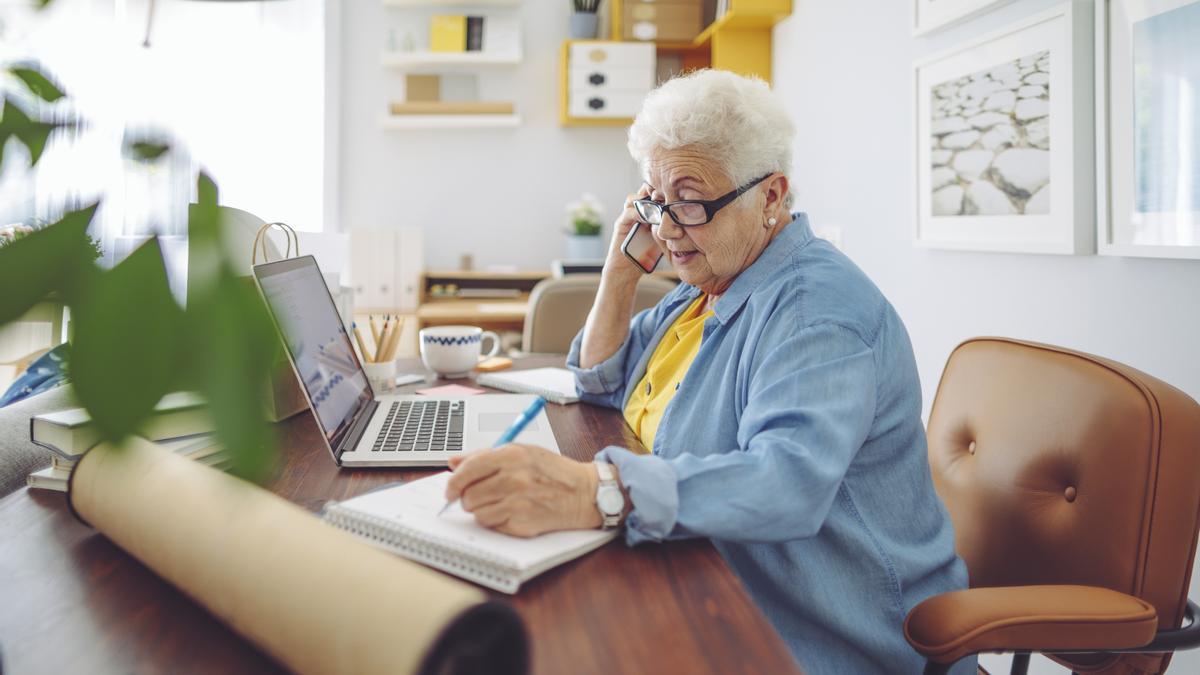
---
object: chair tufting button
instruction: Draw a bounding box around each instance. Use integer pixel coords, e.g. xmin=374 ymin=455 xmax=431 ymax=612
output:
xmin=1064 ymin=486 xmax=1077 ymax=502
xmin=967 ymin=441 xmax=977 ymax=454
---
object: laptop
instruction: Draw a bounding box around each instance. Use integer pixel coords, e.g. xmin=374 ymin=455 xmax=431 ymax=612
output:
xmin=253 ymin=255 xmax=561 ymax=467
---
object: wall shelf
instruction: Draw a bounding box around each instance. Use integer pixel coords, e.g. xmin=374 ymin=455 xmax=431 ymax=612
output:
xmin=380 ymin=114 xmax=521 ymax=129
xmin=611 ymin=0 xmax=791 ymax=83
xmin=382 ymin=0 xmax=519 ymax=6
xmin=380 ymin=50 xmax=522 ymax=69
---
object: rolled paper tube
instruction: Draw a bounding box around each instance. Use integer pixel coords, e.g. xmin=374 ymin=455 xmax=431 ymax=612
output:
xmin=68 ymin=438 xmax=528 ymax=675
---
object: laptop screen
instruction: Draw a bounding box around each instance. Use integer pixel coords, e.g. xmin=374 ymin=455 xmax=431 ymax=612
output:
xmin=254 ymin=256 xmax=372 ymax=451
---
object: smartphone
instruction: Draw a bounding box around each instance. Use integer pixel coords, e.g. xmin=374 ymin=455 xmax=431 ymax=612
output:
xmin=621 ymin=222 xmax=663 ymax=274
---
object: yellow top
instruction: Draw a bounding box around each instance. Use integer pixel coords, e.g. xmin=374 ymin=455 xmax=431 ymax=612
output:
xmin=623 ymin=295 xmax=714 ymax=452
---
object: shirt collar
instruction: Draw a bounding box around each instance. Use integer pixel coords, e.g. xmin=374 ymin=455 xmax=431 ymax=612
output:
xmin=710 ymin=212 xmax=813 ymax=325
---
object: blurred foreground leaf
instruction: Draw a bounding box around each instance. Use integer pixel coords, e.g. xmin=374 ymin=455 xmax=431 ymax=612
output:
xmin=70 ymin=238 xmax=183 ymax=443
xmin=186 ymin=274 xmax=279 ymax=482
xmin=127 ymin=140 xmax=169 ymax=162
xmin=9 ymin=65 xmax=66 ymax=103
xmin=0 ymin=98 xmax=67 ymax=167
xmin=184 ymin=172 xmax=279 ymax=482
xmin=0 ymin=204 xmax=98 ymax=324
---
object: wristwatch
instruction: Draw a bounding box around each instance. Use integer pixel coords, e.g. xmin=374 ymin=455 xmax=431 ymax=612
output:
xmin=594 ymin=461 xmax=625 ymax=529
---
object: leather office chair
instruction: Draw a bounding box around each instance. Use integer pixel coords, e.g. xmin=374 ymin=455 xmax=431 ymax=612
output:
xmin=522 ymin=274 xmax=677 ymax=353
xmin=905 ymin=338 xmax=1200 ymax=675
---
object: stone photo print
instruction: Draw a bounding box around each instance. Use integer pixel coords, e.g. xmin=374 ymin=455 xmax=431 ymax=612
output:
xmin=929 ymin=50 xmax=1050 ymax=217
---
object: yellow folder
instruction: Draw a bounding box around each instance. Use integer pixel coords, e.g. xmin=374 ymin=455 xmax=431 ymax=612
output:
xmin=430 ymin=15 xmax=466 ymax=52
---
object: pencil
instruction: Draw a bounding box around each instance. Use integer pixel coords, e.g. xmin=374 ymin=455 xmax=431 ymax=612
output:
xmin=369 ymin=315 xmax=381 ymax=348
xmin=375 ymin=315 xmax=395 ymax=363
xmin=380 ymin=315 xmax=405 ymax=363
xmin=352 ymin=322 xmax=374 ymax=363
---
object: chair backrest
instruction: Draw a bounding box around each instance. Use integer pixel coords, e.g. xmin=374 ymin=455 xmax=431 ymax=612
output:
xmin=522 ymin=274 xmax=677 ymax=354
xmin=926 ymin=338 xmax=1200 ymax=673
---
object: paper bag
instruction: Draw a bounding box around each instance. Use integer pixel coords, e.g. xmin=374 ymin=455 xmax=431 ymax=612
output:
xmin=250 ymin=221 xmax=310 ymax=422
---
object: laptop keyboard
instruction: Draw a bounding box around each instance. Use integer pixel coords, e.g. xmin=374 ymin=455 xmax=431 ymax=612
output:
xmin=372 ymin=400 xmax=465 ymax=453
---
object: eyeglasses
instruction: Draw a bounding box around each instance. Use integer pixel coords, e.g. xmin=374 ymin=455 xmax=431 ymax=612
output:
xmin=634 ymin=173 xmax=772 ymax=227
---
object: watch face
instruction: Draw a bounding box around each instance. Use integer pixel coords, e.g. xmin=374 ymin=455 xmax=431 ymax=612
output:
xmin=597 ymin=487 xmax=623 ymax=515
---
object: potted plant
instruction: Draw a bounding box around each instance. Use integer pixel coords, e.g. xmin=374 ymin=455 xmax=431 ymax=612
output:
xmin=0 ymin=59 xmax=280 ymax=480
xmin=564 ymin=193 xmax=605 ymax=260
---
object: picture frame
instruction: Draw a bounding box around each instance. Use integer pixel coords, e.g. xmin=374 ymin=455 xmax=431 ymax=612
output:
xmin=1096 ymin=0 xmax=1200 ymax=259
xmin=913 ymin=1 xmax=1094 ymax=254
xmin=912 ymin=0 xmax=1015 ymax=36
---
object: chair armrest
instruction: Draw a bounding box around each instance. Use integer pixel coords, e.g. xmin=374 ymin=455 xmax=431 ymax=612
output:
xmin=904 ymin=585 xmax=1158 ymax=665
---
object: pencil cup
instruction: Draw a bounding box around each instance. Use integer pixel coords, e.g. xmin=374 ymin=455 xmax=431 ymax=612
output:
xmin=420 ymin=325 xmax=501 ymax=379
xmin=569 ymin=12 xmax=598 ymax=39
xmin=363 ymin=359 xmax=397 ymax=393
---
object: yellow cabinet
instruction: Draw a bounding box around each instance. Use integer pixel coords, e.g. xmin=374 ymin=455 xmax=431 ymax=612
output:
xmin=559 ymin=41 xmax=656 ymax=127
xmin=614 ymin=0 xmax=791 ymax=83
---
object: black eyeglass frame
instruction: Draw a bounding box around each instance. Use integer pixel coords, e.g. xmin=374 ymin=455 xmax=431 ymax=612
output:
xmin=634 ymin=172 xmax=773 ymax=227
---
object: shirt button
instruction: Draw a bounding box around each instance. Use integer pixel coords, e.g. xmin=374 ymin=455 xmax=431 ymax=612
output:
xmin=645 ymin=381 xmax=652 ymax=395
xmin=674 ymin=382 xmax=680 ymax=391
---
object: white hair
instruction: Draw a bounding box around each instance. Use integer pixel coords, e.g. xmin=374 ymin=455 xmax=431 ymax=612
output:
xmin=627 ymin=69 xmax=795 ymax=209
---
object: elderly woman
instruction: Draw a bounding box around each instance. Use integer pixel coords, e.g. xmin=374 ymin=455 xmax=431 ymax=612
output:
xmin=446 ymin=70 xmax=971 ymax=674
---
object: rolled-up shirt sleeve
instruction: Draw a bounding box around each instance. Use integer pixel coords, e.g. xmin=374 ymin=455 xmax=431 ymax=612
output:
xmin=600 ymin=323 xmax=878 ymax=545
xmin=566 ymin=285 xmax=691 ymax=410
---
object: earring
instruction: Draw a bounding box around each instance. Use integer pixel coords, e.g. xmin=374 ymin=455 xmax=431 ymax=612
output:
xmin=766 ymin=217 xmax=777 ymax=227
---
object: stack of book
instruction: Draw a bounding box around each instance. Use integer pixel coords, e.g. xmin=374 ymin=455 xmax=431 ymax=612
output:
xmin=25 ymin=392 xmax=227 ymax=492
xmin=429 ymin=14 xmax=519 ymax=54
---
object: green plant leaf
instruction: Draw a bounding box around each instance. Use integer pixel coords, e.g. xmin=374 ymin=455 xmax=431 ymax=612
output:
xmin=127 ymin=140 xmax=170 ymax=162
xmin=0 ymin=204 xmax=98 ymax=325
xmin=70 ymin=238 xmax=183 ymax=443
xmin=9 ymin=65 xmax=66 ymax=103
xmin=182 ymin=172 xmax=279 ymax=482
xmin=0 ymin=98 xmax=66 ymax=167
xmin=186 ymin=273 xmax=279 ymax=482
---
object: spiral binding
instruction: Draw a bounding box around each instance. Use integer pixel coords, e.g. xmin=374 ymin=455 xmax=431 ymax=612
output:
xmin=324 ymin=503 xmax=523 ymax=593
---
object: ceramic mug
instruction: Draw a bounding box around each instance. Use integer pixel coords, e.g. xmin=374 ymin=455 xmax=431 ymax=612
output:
xmin=419 ymin=325 xmax=501 ymax=378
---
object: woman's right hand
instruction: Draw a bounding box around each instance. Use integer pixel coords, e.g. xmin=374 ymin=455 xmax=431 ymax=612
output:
xmin=603 ymin=183 xmax=654 ymax=280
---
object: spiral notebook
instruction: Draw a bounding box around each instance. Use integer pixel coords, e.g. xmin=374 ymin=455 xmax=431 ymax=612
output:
xmin=475 ymin=367 xmax=579 ymax=404
xmin=323 ymin=472 xmax=616 ymax=593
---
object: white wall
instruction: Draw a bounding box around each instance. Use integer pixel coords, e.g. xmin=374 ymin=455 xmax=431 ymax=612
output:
xmin=0 ymin=0 xmax=326 ymax=236
xmin=337 ymin=0 xmax=642 ymax=269
xmin=772 ymin=1 xmax=1200 ymax=673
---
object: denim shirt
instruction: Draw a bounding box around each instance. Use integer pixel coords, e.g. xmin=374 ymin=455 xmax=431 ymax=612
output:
xmin=567 ymin=214 xmax=973 ymax=674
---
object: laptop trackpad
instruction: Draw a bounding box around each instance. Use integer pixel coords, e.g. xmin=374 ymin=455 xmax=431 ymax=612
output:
xmin=476 ymin=413 xmax=541 ymax=433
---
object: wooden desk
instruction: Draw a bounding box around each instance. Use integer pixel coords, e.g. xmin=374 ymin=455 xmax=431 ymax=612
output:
xmin=0 ymin=357 xmax=801 ymax=675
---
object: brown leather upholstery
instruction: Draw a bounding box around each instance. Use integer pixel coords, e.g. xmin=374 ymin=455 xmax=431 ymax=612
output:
xmin=905 ymin=585 xmax=1158 ymax=664
xmin=909 ymin=338 xmax=1200 ymax=673
xmin=522 ymin=274 xmax=677 ymax=353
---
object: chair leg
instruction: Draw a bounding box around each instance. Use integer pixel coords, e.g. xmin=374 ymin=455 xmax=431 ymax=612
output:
xmin=1009 ymin=652 xmax=1030 ymax=675
xmin=924 ymin=660 xmax=953 ymax=675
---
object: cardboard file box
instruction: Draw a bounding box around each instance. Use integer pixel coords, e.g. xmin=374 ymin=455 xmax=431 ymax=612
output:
xmin=623 ymin=1 xmax=703 ymax=42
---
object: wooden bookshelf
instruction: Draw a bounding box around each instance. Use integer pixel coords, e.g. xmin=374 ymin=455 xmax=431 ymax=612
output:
xmin=612 ymin=0 xmax=791 ymax=83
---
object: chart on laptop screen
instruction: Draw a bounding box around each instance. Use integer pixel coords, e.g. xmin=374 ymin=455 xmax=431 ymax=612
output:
xmin=257 ymin=264 xmax=369 ymax=442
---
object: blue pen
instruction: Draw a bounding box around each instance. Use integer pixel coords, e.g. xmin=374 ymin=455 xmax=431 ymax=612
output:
xmin=438 ymin=396 xmax=547 ymax=516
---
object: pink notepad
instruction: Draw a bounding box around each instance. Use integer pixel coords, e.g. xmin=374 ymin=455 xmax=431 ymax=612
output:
xmin=415 ymin=384 xmax=486 ymax=397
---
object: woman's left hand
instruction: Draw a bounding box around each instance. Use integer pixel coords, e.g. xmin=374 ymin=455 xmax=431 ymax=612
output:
xmin=445 ymin=444 xmax=602 ymax=537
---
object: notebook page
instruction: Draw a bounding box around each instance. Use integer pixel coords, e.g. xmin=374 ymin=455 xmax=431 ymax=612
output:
xmin=338 ymin=472 xmax=613 ymax=571
xmin=476 ymin=367 xmax=579 ymax=403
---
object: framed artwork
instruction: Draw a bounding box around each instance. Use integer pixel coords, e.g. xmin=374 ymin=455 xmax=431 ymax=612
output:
xmin=913 ymin=1 xmax=1094 ymax=254
xmin=1097 ymin=0 xmax=1200 ymax=258
xmin=912 ymin=0 xmax=1015 ymax=36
